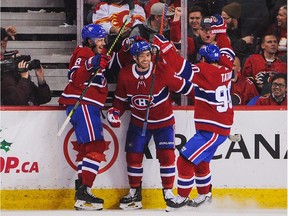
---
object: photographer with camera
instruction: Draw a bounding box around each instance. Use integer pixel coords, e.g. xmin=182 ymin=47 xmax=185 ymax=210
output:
xmin=1 ymin=58 xmax=51 ymax=106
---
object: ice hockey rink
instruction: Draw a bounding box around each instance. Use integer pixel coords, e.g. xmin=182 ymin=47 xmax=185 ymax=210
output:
xmin=1 ymin=209 xmax=287 ymax=216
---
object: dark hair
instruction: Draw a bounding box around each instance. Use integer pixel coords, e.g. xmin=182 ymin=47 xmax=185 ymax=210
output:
xmin=188 ymin=5 xmax=205 ymax=17
xmin=1 ymin=27 xmax=8 ymax=40
xmin=260 ymin=33 xmax=278 ymax=44
xmin=272 ymin=73 xmax=287 ymax=86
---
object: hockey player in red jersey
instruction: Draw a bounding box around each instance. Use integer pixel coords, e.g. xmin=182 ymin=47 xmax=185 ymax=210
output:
xmin=169 ymin=44 xmax=233 ymax=210
xmin=58 ymin=24 xmax=111 ymax=211
xmin=152 ymin=33 xmax=234 ymax=210
xmin=107 ymin=40 xmax=193 ymax=210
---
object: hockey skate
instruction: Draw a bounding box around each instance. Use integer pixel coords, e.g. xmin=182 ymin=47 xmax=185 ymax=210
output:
xmin=74 ymin=178 xmax=82 ymax=201
xmin=165 ymin=195 xmax=189 ymax=211
xmin=74 ymin=185 xmax=104 ymax=211
xmin=188 ymin=192 xmax=212 ymax=207
xmin=162 ymin=188 xmax=176 ymax=203
xmin=119 ymin=186 xmax=142 ymax=210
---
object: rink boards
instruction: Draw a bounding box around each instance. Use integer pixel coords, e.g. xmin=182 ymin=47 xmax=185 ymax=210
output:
xmin=0 ymin=106 xmax=287 ymax=210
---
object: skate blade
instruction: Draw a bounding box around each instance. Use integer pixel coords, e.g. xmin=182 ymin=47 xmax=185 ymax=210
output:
xmin=74 ymin=200 xmax=103 ymax=211
xmin=119 ymin=201 xmax=142 ymax=210
xmin=187 ymin=200 xmax=212 ymax=209
xmin=188 ymin=198 xmax=212 ymax=208
xmin=165 ymin=205 xmax=189 ymax=212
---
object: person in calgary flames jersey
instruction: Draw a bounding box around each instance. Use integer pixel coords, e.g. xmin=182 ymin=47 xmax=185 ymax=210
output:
xmin=93 ymin=0 xmax=146 ymax=36
xmin=107 ymin=39 xmax=193 ymax=210
xmin=152 ymin=34 xmax=235 ymax=211
xmin=58 ymin=24 xmax=112 ymax=211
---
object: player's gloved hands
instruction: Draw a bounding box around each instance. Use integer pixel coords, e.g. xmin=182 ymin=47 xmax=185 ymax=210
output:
xmin=99 ymin=54 xmax=111 ymax=69
xmin=211 ymin=14 xmax=226 ymax=34
xmin=152 ymin=34 xmax=174 ymax=55
xmin=107 ymin=107 xmax=121 ymax=128
xmin=122 ymin=36 xmax=147 ymax=52
xmin=87 ymin=54 xmax=111 ymax=71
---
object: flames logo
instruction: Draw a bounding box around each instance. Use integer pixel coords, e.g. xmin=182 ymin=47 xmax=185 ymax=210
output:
xmin=95 ymin=10 xmax=145 ymax=29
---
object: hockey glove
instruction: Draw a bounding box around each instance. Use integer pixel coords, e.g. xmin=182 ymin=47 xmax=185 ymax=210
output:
xmin=211 ymin=14 xmax=226 ymax=34
xmin=107 ymin=107 xmax=121 ymax=128
xmin=153 ymin=34 xmax=175 ymax=55
xmin=86 ymin=54 xmax=111 ymax=71
xmin=122 ymin=35 xmax=147 ymax=52
xmin=152 ymin=34 xmax=185 ymax=70
xmin=99 ymin=54 xmax=111 ymax=69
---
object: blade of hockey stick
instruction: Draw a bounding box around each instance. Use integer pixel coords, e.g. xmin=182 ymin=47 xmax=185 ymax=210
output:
xmin=228 ymin=134 xmax=241 ymax=142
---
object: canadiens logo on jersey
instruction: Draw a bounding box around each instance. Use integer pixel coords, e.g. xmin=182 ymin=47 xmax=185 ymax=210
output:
xmin=131 ymin=95 xmax=155 ymax=110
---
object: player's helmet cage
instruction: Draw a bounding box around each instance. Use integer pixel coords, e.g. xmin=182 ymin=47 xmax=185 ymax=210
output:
xmin=82 ymin=24 xmax=106 ymax=41
xmin=199 ymin=44 xmax=220 ymax=63
xmin=130 ymin=41 xmax=152 ymax=56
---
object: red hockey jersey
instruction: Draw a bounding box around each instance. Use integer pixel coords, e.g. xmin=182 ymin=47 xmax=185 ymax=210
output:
xmin=113 ymin=61 xmax=193 ymax=129
xmin=191 ymin=62 xmax=234 ymax=136
xmin=242 ymin=54 xmax=287 ymax=79
xmin=58 ymin=46 xmax=108 ymax=108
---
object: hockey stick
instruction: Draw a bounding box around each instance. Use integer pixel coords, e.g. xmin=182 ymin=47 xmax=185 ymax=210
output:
xmin=141 ymin=48 xmax=160 ymax=136
xmin=57 ymin=1 xmax=135 ymax=137
xmin=141 ymin=1 xmax=169 ymax=136
xmin=159 ymin=0 xmax=169 ymax=35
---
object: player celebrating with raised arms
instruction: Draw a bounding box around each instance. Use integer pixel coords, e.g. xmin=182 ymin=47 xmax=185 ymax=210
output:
xmin=153 ymin=39 xmax=234 ymax=210
xmin=58 ymin=24 xmax=111 ymax=211
xmin=107 ymin=39 xmax=193 ymax=210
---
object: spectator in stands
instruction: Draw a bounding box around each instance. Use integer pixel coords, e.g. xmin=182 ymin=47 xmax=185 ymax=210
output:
xmin=255 ymin=73 xmax=287 ymax=105
xmin=241 ymin=33 xmax=287 ymax=95
xmin=1 ymin=60 xmax=51 ymax=106
xmin=60 ymin=0 xmax=77 ymax=27
xmin=221 ymin=2 xmax=254 ymax=65
xmin=140 ymin=0 xmax=180 ymax=17
xmin=189 ymin=0 xmax=227 ymax=16
xmin=1 ymin=26 xmax=16 ymax=60
xmin=129 ymin=2 xmax=174 ymax=43
xmin=93 ymin=0 xmax=146 ymax=51
xmin=85 ymin=0 xmax=101 ymax=24
xmin=235 ymin=0 xmax=270 ymax=42
xmin=170 ymin=7 xmax=232 ymax=64
xmin=187 ymin=6 xmax=205 ymax=39
xmin=267 ymin=5 xmax=287 ymax=62
xmin=231 ymin=56 xmax=259 ymax=105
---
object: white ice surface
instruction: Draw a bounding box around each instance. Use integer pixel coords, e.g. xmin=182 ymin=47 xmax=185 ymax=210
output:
xmin=1 ymin=209 xmax=287 ymax=216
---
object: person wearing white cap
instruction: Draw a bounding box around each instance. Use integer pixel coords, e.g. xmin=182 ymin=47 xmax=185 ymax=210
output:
xmin=129 ymin=2 xmax=175 ymax=43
